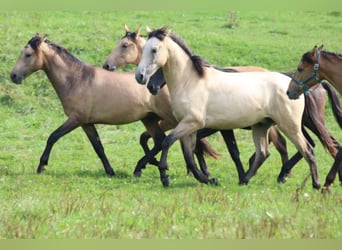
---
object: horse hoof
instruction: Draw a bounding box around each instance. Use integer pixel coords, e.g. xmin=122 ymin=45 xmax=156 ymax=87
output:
xmin=36 ymin=166 xmax=45 ymax=174
xmin=321 ymin=186 xmax=331 ymax=194
xmin=239 ymin=181 xmax=248 ymax=186
xmin=209 ymin=178 xmax=219 ymax=185
xmin=133 ymin=171 xmax=142 ymax=178
xmin=277 ymin=177 xmax=287 ymax=184
xmin=313 ymin=183 xmax=321 ymax=189
xmin=161 ymin=175 xmax=170 ymax=187
xmin=106 ymin=169 xmax=115 ymax=177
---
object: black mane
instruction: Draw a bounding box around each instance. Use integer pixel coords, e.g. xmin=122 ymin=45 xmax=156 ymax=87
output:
xmin=28 ymin=35 xmax=94 ymax=82
xmin=148 ymin=27 xmax=207 ymax=77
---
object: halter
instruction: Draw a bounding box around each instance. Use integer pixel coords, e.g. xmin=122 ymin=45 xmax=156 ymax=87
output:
xmin=291 ymin=50 xmax=323 ymax=96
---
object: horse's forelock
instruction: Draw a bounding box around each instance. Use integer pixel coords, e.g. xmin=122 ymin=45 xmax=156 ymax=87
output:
xmin=27 ymin=36 xmax=43 ymax=51
xmin=124 ymin=31 xmax=137 ymax=41
xmin=302 ymin=51 xmax=314 ymax=64
xmin=148 ymin=27 xmax=169 ymax=40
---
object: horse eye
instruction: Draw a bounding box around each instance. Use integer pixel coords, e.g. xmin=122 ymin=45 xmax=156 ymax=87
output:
xmin=25 ymin=54 xmax=32 ymax=58
xmin=151 ymin=48 xmax=157 ymax=54
xmin=122 ymin=43 xmax=128 ymax=49
xmin=297 ymin=68 xmax=303 ymax=73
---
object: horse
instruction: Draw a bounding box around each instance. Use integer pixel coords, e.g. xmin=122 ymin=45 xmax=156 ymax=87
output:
xmin=103 ymin=25 xmax=291 ymax=184
xmin=135 ymin=27 xmax=322 ymax=189
xmin=105 ymin=25 xmax=342 ymax=186
xmin=10 ymin=34 xmax=220 ymax=178
xmin=287 ymin=45 xmax=342 ymax=192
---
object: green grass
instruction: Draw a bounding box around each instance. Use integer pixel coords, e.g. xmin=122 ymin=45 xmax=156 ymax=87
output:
xmin=0 ymin=11 xmax=342 ymax=239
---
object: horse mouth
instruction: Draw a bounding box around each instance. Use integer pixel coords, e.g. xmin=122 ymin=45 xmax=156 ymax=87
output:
xmin=10 ymin=73 xmax=24 ymax=84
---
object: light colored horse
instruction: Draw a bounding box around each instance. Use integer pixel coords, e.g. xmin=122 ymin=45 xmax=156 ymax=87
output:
xmin=103 ymin=25 xmax=291 ymax=184
xmin=287 ymin=45 xmax=342 ymax=192
xmin=10 ymin=34 xmax=218 ymax=178
xmin=105 ymin=25 xmax=342 ymax=187
xmin=135 ymin=27 xmax=321 ymax=189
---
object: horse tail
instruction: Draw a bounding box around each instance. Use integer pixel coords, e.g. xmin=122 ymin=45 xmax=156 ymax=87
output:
xmin=303 ymin=93 xmax=340 ymax=157
xmin=197 ymin=138 xmax=222 ymax=159
xmin=321 ymin=82 xmax=342 ymax=128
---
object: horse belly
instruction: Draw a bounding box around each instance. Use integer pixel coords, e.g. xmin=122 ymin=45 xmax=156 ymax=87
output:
xmin=205 ymin=109 xmax=265 ymax=129
xmin=204 ymin=87 xmax=267 ymax=129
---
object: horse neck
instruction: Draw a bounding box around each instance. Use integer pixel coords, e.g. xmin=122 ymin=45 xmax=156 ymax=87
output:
xmin=134 ymin=37 xmax=146 ymax=65
xmin=163 ymin=38 xmax=198 ymax=91
xmin=320 ymin=53 xmax=342 ymax=94
xmin=41 ymin=46 xmax=82 ymax=99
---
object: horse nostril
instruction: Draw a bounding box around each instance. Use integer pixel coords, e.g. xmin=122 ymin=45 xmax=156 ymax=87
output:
xmin=103 ymin=63 xmax=109 ymax=70
xmin=10 ymin=73 xmax=16 ymax=81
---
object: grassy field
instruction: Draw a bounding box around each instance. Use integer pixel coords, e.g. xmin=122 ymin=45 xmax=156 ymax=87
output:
xmin=0 ymin=11 xmax=342 ymax=239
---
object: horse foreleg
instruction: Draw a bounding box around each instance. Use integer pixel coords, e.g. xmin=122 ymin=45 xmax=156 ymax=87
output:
xmin=139 ymin=131 xmax=161 ymax=167
xmin=37 ymin=117 xmax=80 ymax=174
xmin=159 ymin=121 xmax=213 ymax=186
xmin=133 ymin=130 xmax=166 ymax=177
xmin=180 ymin=134 xmax=218 ymax=185
xmin=81 ymin=124 xmax=115 ymax=176
xmin=220 ymin=130 xmax=245 ymax=183
xmin=240 ymin=124 xmax=270 ymax=185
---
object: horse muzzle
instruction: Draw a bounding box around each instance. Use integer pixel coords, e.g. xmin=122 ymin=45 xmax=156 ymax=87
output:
xmin=135 ymin=71 xmax=149 ymax=85
xmin=10 ymin=72 xmax=24 ymax=84
xmin=286 ymin=88 xmax=301 ymax=100
xmin=102 ymin=63 xmax=116 ymax=72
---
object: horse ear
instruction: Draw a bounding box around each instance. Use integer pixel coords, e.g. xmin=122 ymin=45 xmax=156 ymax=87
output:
xmin=318 ymin=44 xmax=324 ymax=50
xmin=310 ymin=45 xmax=317 ymax=56
xmin=146 ymin=25 xmax=152 ymax=33
xmin=124 ymin=24 xmax=130 ymax=32
xmin=43 ymin=34 xmax=48 ymax=41
xmin=135 ymin=26 xmax=142 ymax=37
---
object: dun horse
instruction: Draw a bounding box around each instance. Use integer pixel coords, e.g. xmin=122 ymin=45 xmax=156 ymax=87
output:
xmin=104 ymin=25 xmax=342 ymax=186
xmin=135 ymin=27 xmax=322 ymax=189
xmin=287 ymin=45 xmax=342 ymax=191
xmin=10 ymin=34 xmax=219 ymax=178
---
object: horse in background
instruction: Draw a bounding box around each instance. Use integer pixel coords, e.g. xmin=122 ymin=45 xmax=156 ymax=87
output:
xmin=104 ymin=25 xmax=342 ymax=187
xmin=287 ymin=45 xmax=342 ymax=192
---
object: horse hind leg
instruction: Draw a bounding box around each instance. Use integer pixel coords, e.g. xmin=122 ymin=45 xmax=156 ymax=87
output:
xmin=134 ymin=118 xmax=166 ymax=177
xmin=240 ymin=124 xmax=270 ymax=185
xmin=139 ymin=132 xmax=159 ymax=166
xmin=282 ymin=128 xmax=321 ymax=189
xmin=277 ymin=127 xmax=315 ymax=183
xmin=220 ymin=130 xmax=245 ymax=183
xmin=82 ymin=124 xmax=115 ymax=176
xmin=322 ymin=147 xmax=342 ymax=193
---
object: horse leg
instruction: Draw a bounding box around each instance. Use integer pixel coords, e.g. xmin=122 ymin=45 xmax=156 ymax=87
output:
xmin=240 ymin=124 xmax=270 ymax=185
xmin=139 ymin=131 xmax=159 ymax=166
xmin=277 ymin=127 xmax=315 ymax=183
xmin=37 ymin=117 xmax=80 ymax=174
xmin=81 ymin=124 xmax=115 ymax=176
xmin=281 ymin=128 xmax=320 ymax=189
xmin=268 ymin=126 xmax=288 ymax=165
xmin=133 ymin=118 xmax=166 ymax=177
xmin=159 ymin=123 xmax=213 ymax=186
xmin=248 ymin=127 xmax=284 ymax=176
xmin=194 ymin=129 xmax=221 ymax=177
xmin=180 ymin=134 xmax=219 ymax=185
xmin=220 ymin=130 xmax=245 ymax=182
xmin=322 ymin=147 xmax=342 ymax=193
